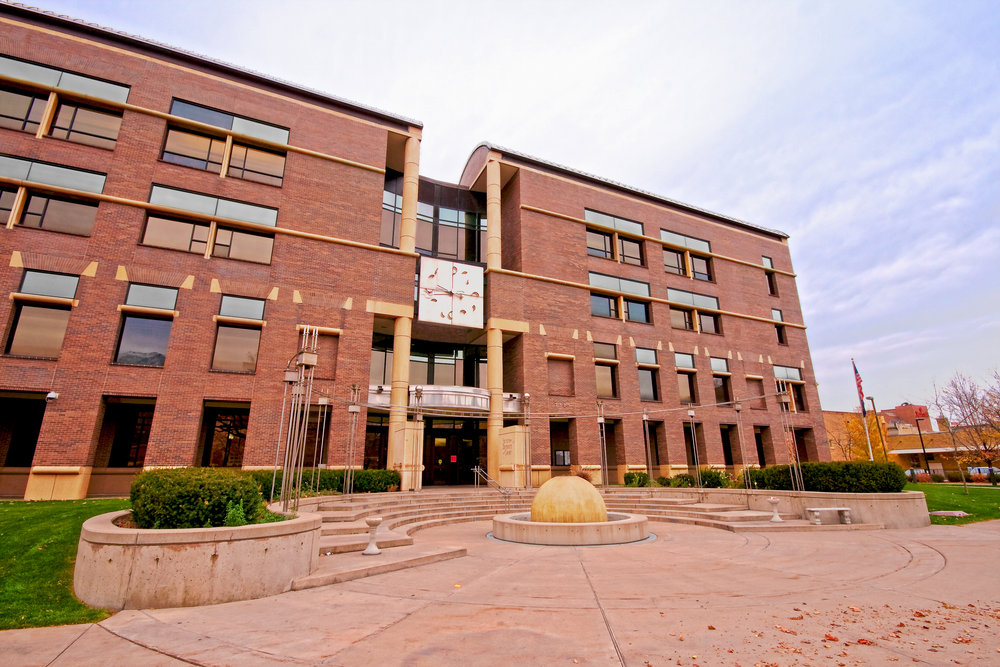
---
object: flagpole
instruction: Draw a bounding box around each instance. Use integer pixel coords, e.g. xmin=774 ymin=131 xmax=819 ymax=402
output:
xmin=852 ymin=358 xmax=874 ymax=461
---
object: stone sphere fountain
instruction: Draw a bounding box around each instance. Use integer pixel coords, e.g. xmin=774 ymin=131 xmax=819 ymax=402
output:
xmin=492 ymin=475 xmax=649 ymax=546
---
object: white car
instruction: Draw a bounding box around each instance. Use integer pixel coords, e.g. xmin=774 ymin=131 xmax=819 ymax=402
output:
xmin=967 ymin=467 xmax=1000 ymax=476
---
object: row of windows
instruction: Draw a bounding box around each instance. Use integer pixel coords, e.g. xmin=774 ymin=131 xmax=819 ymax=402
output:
xmin=589 ymin=342 xmax=807 ymax=410
xmin=4 ymin=270 xmax=266 ymax=373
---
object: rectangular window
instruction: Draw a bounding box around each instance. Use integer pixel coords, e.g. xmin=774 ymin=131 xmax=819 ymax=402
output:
xmin=0 ymin=86 xmax=46 ymax=134
xmin=1 ymin=187 xmax=15 ymax=221
xmin=594 ymin=342 xmax=617 ymax=361
xmin=762 ymin=256 xmax=774 ymax=269
xmin=553 ymin=449 xmax=571 ymax=466
xmin=713 ymin=375 xmax=731 ymax=404
xmin=638 ymin=367 xmax=659 ymax=401
xmin=212 ymin=227 xmax=274 ymax=264
xmin=589 ymin=272 xmax=649 ymax=297
xmin=142 ymin=215 xmax=210 ymax=254
xmin=677 ymin=371 xmax=696 ymax=404
xmin=747 ymin=378 xmax=766 ymax=409
xmin=50 ymin=103 xmax=121 ymax=149
xmin=227 ymin=143 xmax=285 ymax=187
xmin=636 ymin=347 xmax=657 ymax=365
xmin=20 ymin=270 xmax=79 ymax=298
xmin=381 ymin=189 xmax=403 ymax=247
xmin=618 ymin=237 xmax=644 ymax=266
xmin=773 ymin=365 xmax=802 ymax=381
xmin=170 ymin=99 xmax=288 ymax=144
xmin=698 ymin=312 xmax=721 ymax=334
xmin=771 ymin=308 xmax=783 ymax=321
xmin=162 ymin=127 xmax=226 ymax=173
xmin=0 ymin=155 xmax=106 ymax=193
xmin=595 ymin=364 xmax=618 ymax=398
xmin=766 ymin=271 xmax=778 ymax=296
xmin=663 ymin=248 xmax=685 ymax=275
xmin=590 ymin=293 xmax=618 ymax=318
xmin=115 ymin=284 xmax=178 ymax=367
xmin=674 ymin=352 xmax=695 ymax=369
xmin=624 ymin=299 xmax=650 ymax=323
xmin=5 ymin=303 xmax=71 ymax=358
xmin=671 ymin=307 xmax=693 ymax=330
xmin=690 ymin=255 xmax=712 ymax=281
xmin=149 ymin=185 xmax=278 ymax=226
xmin=585 ymin=209 xmax=643 ymax=236
xmin=212 ymin=296 xmax=264 ymax=372
xmin=20 ymin=193 xmax=98 ymax=236
xmin=775 ymin=324 xmax=787 ymax=345
xmin=0 ymin=55 xmax=130 ymax=103
xmin=661 ymin=229 xmax=710 ymax=253
xmin=667 ymin=288 xmax=718 ymax=310
xmin=710 ymin=357 xmax=729 ymax=373
xmin=586 ymin=229 xmax=613 ymax=259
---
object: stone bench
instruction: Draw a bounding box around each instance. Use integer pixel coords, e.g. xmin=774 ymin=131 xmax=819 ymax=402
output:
xmin=804 ymin=507 xmax=852 ymax=525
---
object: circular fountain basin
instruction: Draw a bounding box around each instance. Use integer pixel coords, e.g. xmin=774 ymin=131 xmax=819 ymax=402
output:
xmin=492 ymin=512 xmax=649 ymax=546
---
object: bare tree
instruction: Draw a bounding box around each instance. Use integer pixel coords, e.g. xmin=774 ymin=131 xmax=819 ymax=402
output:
xmin=936 ymin=372 xmax=1000 ymax=485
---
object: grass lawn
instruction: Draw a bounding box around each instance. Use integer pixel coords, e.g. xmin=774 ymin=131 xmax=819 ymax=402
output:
xmin=0 ymin=498 xmax=129 ymax=630
xmin=907 ymin=482 xmax=1000 ymax=525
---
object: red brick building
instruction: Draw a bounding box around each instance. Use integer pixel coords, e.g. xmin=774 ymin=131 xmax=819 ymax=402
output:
xmin=0 ymin=5 xmax=827 ymax=499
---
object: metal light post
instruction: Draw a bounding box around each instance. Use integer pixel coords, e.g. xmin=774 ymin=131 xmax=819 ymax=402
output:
xmin=865 ymin=396 xmax=889 ymax=461
xmin=915 ymin=417 xmax=930 ymax=477
xmin=687 ymin=409 xmax=702 ymax=489
xmin=642 ymin=411 xmax=653 ymax=486
xmin=942 ymin=416 xmax=968 ymax=494
xmin=523 ymin=393 xmax=532 ymax=490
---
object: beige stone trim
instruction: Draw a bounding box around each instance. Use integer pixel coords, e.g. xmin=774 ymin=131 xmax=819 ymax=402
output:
xmin=213 ymin=315 xmax=265 ymax=327
xmin=118 ymin=304 xmax=178 ymax=317
xmin=115 ymin=265 xmax=128 ymax=281
xmin=9 ymin=251 xmax=23 ymax=267
xmin=544 ymin=352 xmax=575 ymax=361
xmin=10 ymin=292 xmax=77 ymax=307
xmin=180 ymin=275 xmax=195 ymax=289
xmin=486 ymin=317 xmax=529 ymax=333
xmin=24 ymin=465 xmax=92 ymax=500
xmin=296 ymin=324 xmax=342 ymax=336
xmin=365 ymin=300 xmax=413 ymax=318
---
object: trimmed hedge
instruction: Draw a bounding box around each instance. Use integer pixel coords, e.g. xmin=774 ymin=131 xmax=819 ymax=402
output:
xmin=748 ymin=461 xmax=907 ymax=493
xmin=251 ymin=468 xmax=401 ymax=501
xmin=698 ymin=468 xmax=729 ymax=488
xmin=624 ymin=472 xmax=650 ymax=487
xmin=130 ymin=468 xmax=265 ymax=529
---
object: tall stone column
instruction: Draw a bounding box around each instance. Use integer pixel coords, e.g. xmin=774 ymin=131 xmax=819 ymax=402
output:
xmin=398 ymin=133 xmax=420 ymax=254
xmin=386 ymin=315 xmax=412 ymax=483
xmin=485 ymin=158 xmax=502 ymax=271
xmin=485 ymin=157 xmax=504 ymax=479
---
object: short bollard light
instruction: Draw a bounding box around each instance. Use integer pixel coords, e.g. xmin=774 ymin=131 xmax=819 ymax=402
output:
xmin=362 ymin=516 xmax=383 ymax=555
xmin=768 ymin=496 xmax=783 ymax=522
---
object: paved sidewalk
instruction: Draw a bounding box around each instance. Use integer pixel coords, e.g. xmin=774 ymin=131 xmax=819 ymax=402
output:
xmin=3 ymin=520 xmax=1000 ymax=666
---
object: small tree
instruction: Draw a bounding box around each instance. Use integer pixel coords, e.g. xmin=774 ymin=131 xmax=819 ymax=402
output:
xmin=936 ymin=372 xmax=1000 ymax=485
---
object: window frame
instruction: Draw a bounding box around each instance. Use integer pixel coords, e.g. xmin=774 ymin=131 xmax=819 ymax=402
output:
xmin=211 ymin=295 xmax=266 ymax=373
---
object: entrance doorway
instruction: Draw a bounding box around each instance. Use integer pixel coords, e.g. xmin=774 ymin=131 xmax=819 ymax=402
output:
xmin=422 ymin=418 xmax=485 ymax=486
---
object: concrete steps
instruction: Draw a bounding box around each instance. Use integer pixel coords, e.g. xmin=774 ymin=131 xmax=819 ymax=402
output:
xmin=292 ymin=543 xmax=467 ymax=591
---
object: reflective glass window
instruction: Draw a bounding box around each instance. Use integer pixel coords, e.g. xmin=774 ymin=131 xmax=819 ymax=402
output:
xmin=619 ymin=237 xmax=643 ymax=266
xmin=690 ymin=255 xmax=712 ymax=281
xmin=590 ymin=293 xmax=617 ymax=318
xmin=50 ymin=103 xmax=121 ymax=149
xmin=677 ymin=372 xmax=696 ymax=404
xmin=713 ymin=375 xmax=731 ymax=403
xmin=639 ymin=368 xmax=658 ymax=401
xmin=593 ymin=342 xmax=617 ymax=360
xmin=636 ymin=347 xmax=657 ymax=365
xmin=115 ymin=316 xmax=172 ymax=366
xmin=162 ymin=128 xmax=225 ymax=173
xmin=674 ymin=353 xmax=695 ymax=369
xmin=20 ymin=270 xmax=78 ymax=298
xmin=710 ymin=357 xmax=729 ymax=373
xmin=1 ymin=188 xmax=15 ymax=220
xmin=773 ymin=365 xmax=802 ymax=381
xmin=142 ymin=216 xmax=210 ymax=254
xmin=126 ymin=284 xmax=178 ymax=310
xmin=625 ymin=299 xmax=650 ymax=323
xmin=595 ymin=364 xmax=617 ymax=398
xmin=0 ymin=86 xmax=46 ymax=133
xmin=227 ymin=143 xmax=285 ymax=187
xmin=212 ymin=227 xmax=274 ymax=264
xmin=660 ymin=229 xmax=710 ymax=253
xmin=663 ymin=248 xmax=684 ymax=275
xmin=5 ymin=303 xmax=70 ymax=357
xmin=212 ymin=326 xmax=260 ymax=372
xmin=219 ymin=295 xmax=265 ymax=320
xmin=699 ymin=312 xmax=721 ymax=334
xmin=671 ymin=308 xmax=693 ymax=330
xmin=21 ymin=194 xmax=98 ymax=236
xmin=587 ymin=229 xmax=613 ymax=259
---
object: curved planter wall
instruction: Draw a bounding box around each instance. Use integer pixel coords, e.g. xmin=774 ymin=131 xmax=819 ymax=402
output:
xmin=74 ymin=510 xmax=322 ymax=610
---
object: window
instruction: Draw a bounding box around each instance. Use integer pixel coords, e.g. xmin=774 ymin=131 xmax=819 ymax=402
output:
xmin=762 ymin=256 xmax=773 ymax=268
xmin=369 ymin=343 xmax=393 ymax=386
xmin=20 ymin=193 xmax=98 ymax=236
xmin=550 ymin=420 xmax=572 ymax=467
xmin=170 ymin=99 xmax=288 ymax=143
xmin=698 ymin=312 xmax=722 ymax=334
xmin=772 ymin=309 xmax=786 ymax=344
xmin=774 ymin=366 xmax=805 ymax=413
xmin=671 ymin=308 xmax=693 ymax=330
xmin=690 ymin=255 xmax=712 ymax=281
xmin=587 ymin=229 xmax=613 ymax=259
xmin=663 ymin=248 xmax=685 ymax=275
xmin=585 ymin=209 xmax=643 ymax=236
xmin=162 ymin=127 xmax=285 ymax=186
xmin=675 ymin=353 xmax=697 ymax=404
xmin=667 ymin=288 xmax=718 ymax=310
xmin=5 ymin=270 xmax=79 ymax=358
xmin=226 ymin=143 xmax=285 ymax=187
xmin=50 ymin=103 xmax=121 ymax=149
xmin=0 ymin=55 xmax=130 ymax=104
xmin=114 ymin=285 xmax=178 ymax=367
xmin=746 ymin=378 xmax=766 ymax=409
xmin=381 ymin=187 xmax=403 ymax=247
xmin=212 ymin=296 xmax=264 ymax=372
xmin=0 ymin=155 xmax=106 ymax=193
xmin=1 ymin=188 xmax=14 ymax=220
xmin=636 ymin=347 xmax=659 ymax=402
xmin=589 ymin=272 xmax=650 ymax=297
xmin=638 ymin=368 xmax=659 ymax=401
xmin=661 ymin=229 xmax=710 ymax=253
xmin=590 ymin=293 xmax=618 ymax=318
xmin=594 ymin=342 xmax=618 ymax=399
xmin=618 ymin=237 xmax=644 ymax=266
xmin=0 ymin=86 xmax=46 ymax=133
xmin=142 ymin=186 xmax=277 ymax=264
xmin=766 ymin=271 xmax=778 ymax=296
xmin=711 ymin=357 xmax=731 ymax=405
xmin=624 ymin=299 xmax=650 ymax=323
xmin=773 ymin=365 xmax=802 ymax=382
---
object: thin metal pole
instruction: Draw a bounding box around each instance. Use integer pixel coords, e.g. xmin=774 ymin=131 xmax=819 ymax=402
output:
xmin=866 ymin=396 xmax=889 ymax=461
xmin=642 ymin=411 xmax=652 ymax=485
xmin=734 ymin=401 xmax=751 ymax=508
xmin=598 ymin=401 xmax=608 ymax=487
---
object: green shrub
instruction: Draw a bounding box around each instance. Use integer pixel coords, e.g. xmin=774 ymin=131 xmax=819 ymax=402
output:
xmin=748 ymin=461 xmax=907 ymax=493
xmin=624 ymin=472 xmax=650 ymax=487
xmin=224 ymin=499 xmax=248 ymax=527
xmin=930 ymin=473 xmax=945 ymax=483
xmin=699 ymin=468 xmax=729 ymax=488
xmin=250 ymin=468 xmax=400 ymax=500
xmin=669 ymin=473 xmax=696 ymax=488
xmin=945 ymin=471 xmax=963 ymax=482
xmin=654 ymin=476 xmax=670 ymax=487
xmin=130 ymin=468 xmax=264 ymax=529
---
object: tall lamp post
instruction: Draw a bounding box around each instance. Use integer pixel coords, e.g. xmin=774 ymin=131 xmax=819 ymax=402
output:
xmin=865 ymin=396 xmax=888 ymax=461
xmin=915 ymin=417 xmax=930 ymax=477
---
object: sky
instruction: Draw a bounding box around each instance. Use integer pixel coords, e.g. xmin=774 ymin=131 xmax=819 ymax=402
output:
xmin=22 ymin=0 xmax=1000 ymax=414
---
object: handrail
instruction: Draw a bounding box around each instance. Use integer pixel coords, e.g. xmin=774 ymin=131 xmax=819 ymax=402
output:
xmin=472 ymin=466 xmax=512 ymax=511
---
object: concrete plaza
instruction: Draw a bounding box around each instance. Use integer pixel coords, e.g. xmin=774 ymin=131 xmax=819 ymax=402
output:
xmin=3 ymin=519 xmax=999 ymax=666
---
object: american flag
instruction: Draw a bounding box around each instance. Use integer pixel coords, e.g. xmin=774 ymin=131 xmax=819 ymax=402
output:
xmin=853 ymin=359 xmax=867 ymax=417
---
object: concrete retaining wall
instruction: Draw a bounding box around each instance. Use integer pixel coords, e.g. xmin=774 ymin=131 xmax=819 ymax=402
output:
xmin=637 ymin=488 xmax=929 ymax=528
xmin=74 ymin=510 xmax=322 ymax=610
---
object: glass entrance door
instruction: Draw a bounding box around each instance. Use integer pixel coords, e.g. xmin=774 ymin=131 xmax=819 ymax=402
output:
xmin=422 ymin=419 xmax=486 ymax=485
